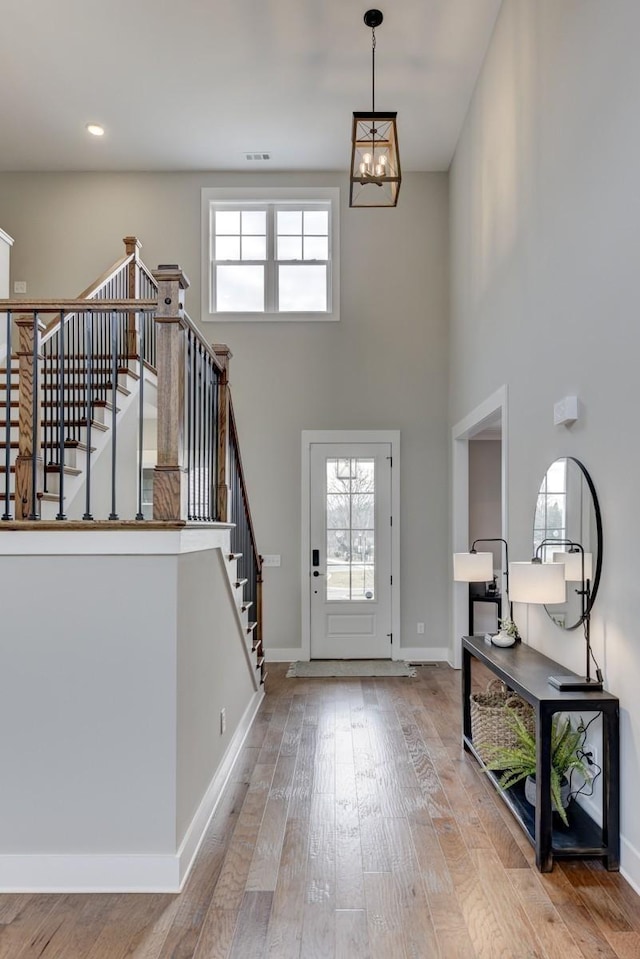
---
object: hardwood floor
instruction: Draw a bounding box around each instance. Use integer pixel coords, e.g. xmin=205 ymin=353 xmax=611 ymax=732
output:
xmin=1 ymin=663 xmax=638 ymax=958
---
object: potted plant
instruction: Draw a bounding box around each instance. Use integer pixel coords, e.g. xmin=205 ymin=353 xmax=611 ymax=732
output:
xmin=491 ymin=617 xmax=519 ymax=647
xmin=484 ymin=709 xmax=592 ymax=826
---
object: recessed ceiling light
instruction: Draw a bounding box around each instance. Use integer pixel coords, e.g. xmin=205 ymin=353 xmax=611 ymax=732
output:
xmin=86 ymin=123 xmax=105 ymax=137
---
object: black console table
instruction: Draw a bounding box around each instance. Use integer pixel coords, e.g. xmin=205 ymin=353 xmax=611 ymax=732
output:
xmin=462 ymin=635 xmax=619 ymax=872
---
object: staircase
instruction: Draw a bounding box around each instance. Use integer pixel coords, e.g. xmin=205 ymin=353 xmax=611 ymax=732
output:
xmin=0 ymin=237 xmax=266 ymax=684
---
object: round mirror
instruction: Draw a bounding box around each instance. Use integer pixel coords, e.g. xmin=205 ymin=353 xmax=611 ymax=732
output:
xmin=532 ymin=457 xmax=602 ymax=630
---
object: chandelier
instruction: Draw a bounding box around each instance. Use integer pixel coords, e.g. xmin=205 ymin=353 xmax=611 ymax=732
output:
xmin=349 ymin=9 xmax=401 ymax=208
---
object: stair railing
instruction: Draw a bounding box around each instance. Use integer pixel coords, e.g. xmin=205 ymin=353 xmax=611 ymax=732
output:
xmin=226 ymin=384 xmax=264 ymax=682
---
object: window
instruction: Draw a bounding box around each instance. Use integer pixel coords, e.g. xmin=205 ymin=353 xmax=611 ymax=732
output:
xmin=201 ymin=188 xmax=340 ymax=322
xmin=325 ymin=457 xmax=375 ymax=601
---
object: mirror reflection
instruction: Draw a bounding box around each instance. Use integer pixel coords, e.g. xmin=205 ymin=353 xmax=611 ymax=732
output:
xmin=532 ymin=457 xmax=602 ymax=630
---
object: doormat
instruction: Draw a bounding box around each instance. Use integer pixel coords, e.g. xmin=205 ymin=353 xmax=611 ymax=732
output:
xmin=286 ymin=660 xmax=417 ymax=678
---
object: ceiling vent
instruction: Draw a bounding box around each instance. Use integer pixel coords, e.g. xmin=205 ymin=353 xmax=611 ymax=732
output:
xmin=244 ymin=152 xmax=271 ymax=161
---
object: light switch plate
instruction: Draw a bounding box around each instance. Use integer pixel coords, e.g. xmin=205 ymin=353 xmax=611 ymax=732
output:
xmin=262 ymin=554 xmax=281 ymax=567
xmin=13 ymin=281 xmax=27 ymax=294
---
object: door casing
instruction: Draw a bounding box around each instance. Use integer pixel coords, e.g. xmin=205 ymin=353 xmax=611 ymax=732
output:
xmin=301 ymin=430 xmax=400 ymax=661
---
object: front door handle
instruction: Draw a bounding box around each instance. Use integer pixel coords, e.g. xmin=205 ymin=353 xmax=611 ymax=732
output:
xmin=313 ymin=570 xmax=324 ymax=577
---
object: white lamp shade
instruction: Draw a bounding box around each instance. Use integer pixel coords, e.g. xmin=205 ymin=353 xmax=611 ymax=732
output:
xmin=509 ymin=562 xmax=566 ymax=604
xmin=453 ymin=552 xmax=494 ymax=582
xmin=552 ymin=551 xmax=593 ymax=582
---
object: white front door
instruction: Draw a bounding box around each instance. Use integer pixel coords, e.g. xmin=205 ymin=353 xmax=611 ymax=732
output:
xmin=309 ymin=443 xmax=393 ymax=659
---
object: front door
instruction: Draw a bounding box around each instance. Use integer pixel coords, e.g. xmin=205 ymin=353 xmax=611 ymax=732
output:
xmin=309 ymin=443 xmax=392 ymax=658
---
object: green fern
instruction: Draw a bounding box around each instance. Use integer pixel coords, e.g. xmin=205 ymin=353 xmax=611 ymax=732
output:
xmin=483 ymin=709 xmax=592 ymax=826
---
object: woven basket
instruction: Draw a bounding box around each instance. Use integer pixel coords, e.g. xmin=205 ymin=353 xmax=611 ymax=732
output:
xmin=470 ymin=678 xmax=535 ymax=764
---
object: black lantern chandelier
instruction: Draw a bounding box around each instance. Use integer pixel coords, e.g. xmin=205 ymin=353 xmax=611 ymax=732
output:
xmin=349 ymin=9 xmax=401 ymax=208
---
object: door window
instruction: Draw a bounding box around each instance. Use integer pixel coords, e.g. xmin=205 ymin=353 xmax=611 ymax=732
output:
xmin=325 ymin=457 xmax=375 ymax=601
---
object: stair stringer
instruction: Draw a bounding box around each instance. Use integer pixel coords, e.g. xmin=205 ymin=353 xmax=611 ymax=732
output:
xmin=219 ymin=550 xmax=261 ymax=689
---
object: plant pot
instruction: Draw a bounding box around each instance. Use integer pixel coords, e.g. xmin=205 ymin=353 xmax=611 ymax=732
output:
xmin=491 ymin=630 xmax=516 ymax=648
xmin=524 ymin=774 xmax=571 ymax=813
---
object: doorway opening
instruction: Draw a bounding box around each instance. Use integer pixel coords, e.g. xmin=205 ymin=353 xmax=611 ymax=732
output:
xmin=451 ymin=387 xmax=508 ymax=667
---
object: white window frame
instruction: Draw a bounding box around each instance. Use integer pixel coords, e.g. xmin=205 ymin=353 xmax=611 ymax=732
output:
xmin=201 ymin=187 xmax=340 ymax=322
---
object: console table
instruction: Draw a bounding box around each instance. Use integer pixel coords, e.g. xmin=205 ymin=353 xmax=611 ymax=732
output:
xmin=462 ymin=635 xmax=619 ymax=872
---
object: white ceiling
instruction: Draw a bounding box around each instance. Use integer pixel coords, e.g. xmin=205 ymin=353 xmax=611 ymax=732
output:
xmin=0 ymin=0 xmax=502 ymax=173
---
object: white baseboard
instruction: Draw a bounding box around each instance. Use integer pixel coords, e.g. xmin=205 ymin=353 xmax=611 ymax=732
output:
xmin=0 ymin=688 xmax=264 ymax=893
xmin=399 ymin=646 xmax=451 ymax=663
xmin=0 ymin=852 xmax=181 ymax=894
xmin=265 ymin=647 xmax=300 ymax=662
xmin=621 ymin=835 xmax=640 ymax=896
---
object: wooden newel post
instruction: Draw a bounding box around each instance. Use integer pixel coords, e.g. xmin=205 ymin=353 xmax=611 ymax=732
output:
xmin=152 ymin=266 xmax=190 ymax=522
xmin=213 ymin=344 xmax=232 ymax=523
xmin=14 ymin=314 xmax=45 ymax=520
xmin=123 ymin=236 xmax=141 ymax=360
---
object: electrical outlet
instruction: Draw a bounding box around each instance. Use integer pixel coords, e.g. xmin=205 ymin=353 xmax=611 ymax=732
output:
xmin=584 ymin=744 xmax=598 ymax=769
xmin=417 ymin=622 xmax=425 ymax=634
xmin=220 ymin=707 xmax=226 ymax=735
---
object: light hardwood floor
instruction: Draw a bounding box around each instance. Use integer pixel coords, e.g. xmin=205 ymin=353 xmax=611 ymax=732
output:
xmin=1 ymin=663 xmax=638 ymax=958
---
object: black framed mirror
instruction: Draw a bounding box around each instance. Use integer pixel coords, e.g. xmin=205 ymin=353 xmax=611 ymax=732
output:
xmin=532 ymin=457 xmax=602 ymax=630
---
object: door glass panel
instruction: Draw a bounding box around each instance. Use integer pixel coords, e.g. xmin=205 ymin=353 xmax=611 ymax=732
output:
xmin=325 ymin=458 xmax=375 ymax=601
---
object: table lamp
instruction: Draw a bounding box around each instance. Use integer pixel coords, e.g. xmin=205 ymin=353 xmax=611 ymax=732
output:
xmin=509 ymin=538 xmax=602 ymax=691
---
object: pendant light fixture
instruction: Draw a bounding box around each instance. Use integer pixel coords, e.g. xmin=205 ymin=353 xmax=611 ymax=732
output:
xmin=349 ymin=9 xmax=401 ymax=208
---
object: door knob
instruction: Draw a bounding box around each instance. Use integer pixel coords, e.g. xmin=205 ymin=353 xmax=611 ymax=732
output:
xmin=313 ymin=570 xmax=323 ymax=577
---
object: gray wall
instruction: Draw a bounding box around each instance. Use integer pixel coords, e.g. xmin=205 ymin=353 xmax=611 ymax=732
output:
xmin=450 ymin=0 xmax=640 ymax=885
xmin=0 ymin=171 xmax=450 ymax=654
xmin=0 ymin=554 xmax=177 ymax=853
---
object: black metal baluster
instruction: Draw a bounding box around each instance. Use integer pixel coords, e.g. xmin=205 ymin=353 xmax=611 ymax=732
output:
xmin=135 ymin=311 xmax=145 ymax=521
xmin=55 ymin=311 xmax=66 ymax=520
xmin=43 ymin=336 xmax=51 ymax=493
xmin=191 ymin=334 xmax=197 ymax=519
xmin=186 ymin=332 xmax=193 ymax=520
xmin=197 ymin=344 xmax=203 ymax=520
xmin=212 ymin=370 xmax=219 ymax=520
xmin=83 ymin=312 xmax=94 ymax=520
xmin=2 ymin=309 xmax=12 ymax=520
xmin=207 ymin=357 xmax=215 ymax=522
xmin=28 ymin=311 xmax=40 ymax=520
xmin=108 ymin=311 xmax=119 ymax=519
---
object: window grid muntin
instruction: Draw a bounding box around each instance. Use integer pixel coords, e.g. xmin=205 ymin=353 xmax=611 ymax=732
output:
xmin=326 ymin=457 xmax=375 ymax=602
xmin=211 ymin=201 xmax=331 ymax=315
xmin=533 ymin=460 xmax=567 ymax=561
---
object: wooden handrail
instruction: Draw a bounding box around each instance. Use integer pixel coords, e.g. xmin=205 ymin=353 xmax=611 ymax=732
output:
xmin=184 ymin=311 xmax=224 ymax=372
xmin=42 ymin=239 xmax=139 ymax=342
xmin=0 ymin=299 xmax=157 ymax=313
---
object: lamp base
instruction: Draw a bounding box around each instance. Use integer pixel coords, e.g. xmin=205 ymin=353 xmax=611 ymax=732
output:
xmin=548 ymin=674 xmax=603 ymax=692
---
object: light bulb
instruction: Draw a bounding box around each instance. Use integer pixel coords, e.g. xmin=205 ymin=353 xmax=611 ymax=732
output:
xmin=363 ymin=153 xmax=372 ymax=165
xmin=375 ymin=164 xmax=384 ymax=176
xmin=379 ymin=154 xmax=387 ymax=166
xmin=359 ymin=162 xmax=366 ymax=175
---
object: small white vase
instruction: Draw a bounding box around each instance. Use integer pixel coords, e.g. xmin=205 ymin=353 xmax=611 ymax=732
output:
xmin=491 ymin=630 xmax=516 ymax=647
